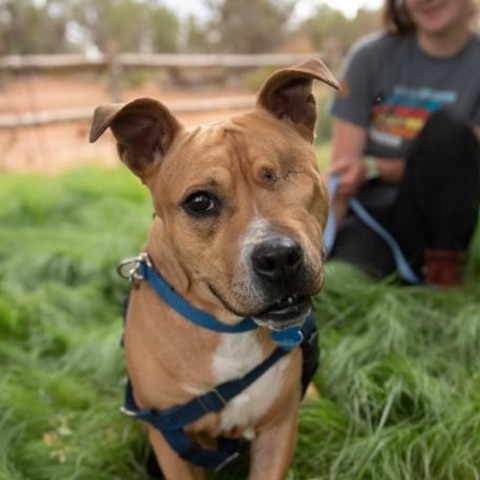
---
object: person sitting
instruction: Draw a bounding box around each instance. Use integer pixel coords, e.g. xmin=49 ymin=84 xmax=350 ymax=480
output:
xmin=327 ymin=0 xmax=480 ymax=286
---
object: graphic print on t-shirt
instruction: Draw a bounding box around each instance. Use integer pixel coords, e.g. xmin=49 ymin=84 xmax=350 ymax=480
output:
xmin=369 ymin=85 xmax=457 ymax=148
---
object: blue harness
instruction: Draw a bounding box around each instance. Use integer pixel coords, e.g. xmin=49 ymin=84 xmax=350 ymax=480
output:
xmin=324 ymin=175 xmax=423 ymax=285
xmin=118 ymin=255 xmax=319 ymax=472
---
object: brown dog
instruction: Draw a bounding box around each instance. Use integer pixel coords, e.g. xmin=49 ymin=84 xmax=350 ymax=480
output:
xmin=90 ymin=59 xmax=338 ymax=480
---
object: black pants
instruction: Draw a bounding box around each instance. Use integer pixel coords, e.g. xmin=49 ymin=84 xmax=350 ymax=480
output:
xmin=330 ymin=110 xmax=480 ymax=278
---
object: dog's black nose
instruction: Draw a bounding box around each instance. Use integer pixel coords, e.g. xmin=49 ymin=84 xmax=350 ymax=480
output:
xmin=252 ymin=237 xmax=303 ymax=282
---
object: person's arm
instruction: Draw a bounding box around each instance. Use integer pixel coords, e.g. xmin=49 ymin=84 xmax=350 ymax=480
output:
xmin=326 ymin=118 xmax=367 ymax=223
xmin=328 ymin=118 xmax=367 ymax=199
xmin=327 ymin=35 xmax=406 ymax=222
xmin=327 ymin=118 xmax=405 ymax=222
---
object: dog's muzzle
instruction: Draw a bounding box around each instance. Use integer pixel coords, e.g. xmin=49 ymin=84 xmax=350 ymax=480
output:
xmin=251 ymin=236 xmax=303 ymax=283
xmin=250 ymin=236 xmax=313 ymax=327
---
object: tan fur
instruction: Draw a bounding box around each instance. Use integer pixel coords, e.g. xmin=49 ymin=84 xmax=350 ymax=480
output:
xmin=90 ymin=59 xmax=338 ymax=479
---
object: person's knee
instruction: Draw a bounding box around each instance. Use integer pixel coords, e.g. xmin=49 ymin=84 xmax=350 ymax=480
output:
xmin=407 ymin=108 xmax=480 ymax=177
xmin=424 ymin=109 xmax=477 ymax=143
xmin=408 ymin=109 xmax=478 ymax=159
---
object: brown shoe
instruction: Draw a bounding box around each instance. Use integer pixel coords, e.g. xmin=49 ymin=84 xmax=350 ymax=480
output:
xmin=424 ymin=249 xmax=466 ymax=286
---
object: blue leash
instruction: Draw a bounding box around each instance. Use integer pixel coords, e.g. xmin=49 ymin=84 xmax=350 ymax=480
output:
xmin=325 ymin=175 xmax=423 ymax=285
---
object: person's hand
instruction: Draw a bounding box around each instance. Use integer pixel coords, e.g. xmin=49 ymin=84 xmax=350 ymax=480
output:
xmin=327 ymin=154 xmax=366 ymax=199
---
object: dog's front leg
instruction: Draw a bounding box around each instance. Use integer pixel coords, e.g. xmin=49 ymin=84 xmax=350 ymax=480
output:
xmin=248 ymin=398 xmax=299 ymax=480
xmin=147 ymin=426 xmax=207 ymax=480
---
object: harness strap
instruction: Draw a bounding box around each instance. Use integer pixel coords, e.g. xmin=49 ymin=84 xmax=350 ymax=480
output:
xmin=124 ymin=346 xmax=288 ymax=429
xmin=123 ymin=380 xmax=241 ymax=470
xmin=122 ymin=344 xmax=290 ymax=470
xmin=325 ymin=175 xmax=423 ymax=285
xmin=299 ymin=312 xmax=320 ymax=396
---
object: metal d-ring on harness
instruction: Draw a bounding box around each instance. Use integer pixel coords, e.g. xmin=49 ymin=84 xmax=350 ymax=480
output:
xmin=117 ymin=253 xmax=319 ymax=471
xmin=117 ymin=252 xmax=152 ymax=287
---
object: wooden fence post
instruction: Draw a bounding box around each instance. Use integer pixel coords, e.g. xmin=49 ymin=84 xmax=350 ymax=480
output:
xmin=105 ymin=40 xmax=123 ymax=103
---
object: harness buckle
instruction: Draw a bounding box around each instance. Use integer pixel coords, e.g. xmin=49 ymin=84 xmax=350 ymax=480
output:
xmin=117 ymin=252 xmax=151 ymax=287
xmin=212 ymin=388 xmax=227 ymax=406
xmin=197 ymin=388 xmax=228 ymax=413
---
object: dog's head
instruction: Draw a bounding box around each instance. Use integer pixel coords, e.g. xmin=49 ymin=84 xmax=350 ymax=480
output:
xmin=90 ymin=59 xmax=338 ymax=330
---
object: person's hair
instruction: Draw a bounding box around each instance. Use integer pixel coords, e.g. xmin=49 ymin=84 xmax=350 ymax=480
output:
xmin=382 ymin=0 xmax=416 ymax=35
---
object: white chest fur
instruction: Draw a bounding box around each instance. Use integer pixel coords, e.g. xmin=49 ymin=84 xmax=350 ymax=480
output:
xmin=212 ymin=331 xmax=290 ymax=440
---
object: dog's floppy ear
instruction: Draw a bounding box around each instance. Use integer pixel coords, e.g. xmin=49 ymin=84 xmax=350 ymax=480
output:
xmin=256 ymin=59 xmax=339 ymax=141
xmin=89 ymin=98 xmax=183 ymax=179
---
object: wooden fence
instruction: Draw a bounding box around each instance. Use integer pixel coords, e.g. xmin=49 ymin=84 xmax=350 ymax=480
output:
xmin=0 ymin=52 xmax=324 ymax=129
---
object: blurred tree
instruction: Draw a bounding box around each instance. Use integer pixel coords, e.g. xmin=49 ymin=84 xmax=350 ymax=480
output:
xmin=0 ymin=0 xmax=381 ymax=56
xmin=298 ymin=5 xmax=380 ymax=55
xmin=299 ymin=5 xmax=348 ymax=51
xmin=148 ymin=1 xmax=179 ymax=53
xmin=183 ymin=14 xmax=211 ymax=53
xmin=348 ymin=8 xmax=381 ymax=45
xmin=0 ymin=0 xmax=179 ymax=55
xmin=184 ymin=0 xmax=294 ymax=53
xmin=0 ymin=0 xmax=71 ymax=54
xmin=69 ymin=0 xmax=179 ymax=53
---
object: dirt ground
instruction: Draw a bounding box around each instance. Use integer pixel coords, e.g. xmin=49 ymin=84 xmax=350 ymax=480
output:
xmin=0 ymin=74 xmax=255 ymax=173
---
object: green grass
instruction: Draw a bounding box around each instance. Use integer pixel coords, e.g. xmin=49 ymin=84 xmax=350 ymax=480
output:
xmin=1 ymin=167 xmax=479 ymax=480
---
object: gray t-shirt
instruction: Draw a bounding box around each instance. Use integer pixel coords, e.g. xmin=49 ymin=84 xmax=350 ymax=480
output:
xmin=332 ymin=32 xmax=480 ymax=159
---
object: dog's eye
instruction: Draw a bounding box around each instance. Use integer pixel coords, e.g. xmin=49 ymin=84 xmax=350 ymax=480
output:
xmin=182 ymin=191 xmax=220 ymax=217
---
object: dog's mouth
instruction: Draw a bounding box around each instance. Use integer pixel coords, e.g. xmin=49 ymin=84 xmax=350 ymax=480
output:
xmin=208 ymin=282 xmax=314 ymax=330
xmin=253 ymin=294 xmax=312 ymax=329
